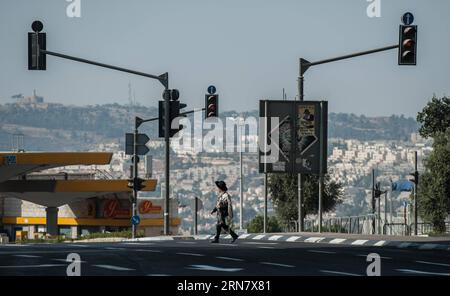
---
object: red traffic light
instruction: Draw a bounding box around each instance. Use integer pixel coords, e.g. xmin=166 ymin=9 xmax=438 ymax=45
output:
xmin=205 ymin=94 xmax=219 ymax=118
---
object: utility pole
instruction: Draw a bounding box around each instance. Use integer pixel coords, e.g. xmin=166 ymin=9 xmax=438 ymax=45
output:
xmin=163 ymin=80 xmax=170 ymax=235
xmin=413 ymin=151 xmax=419 ymax=235
xmin=372 ymin=169 xmax=376 ymax=235
xmin=239 ymin=118 xmax=244 ymax=231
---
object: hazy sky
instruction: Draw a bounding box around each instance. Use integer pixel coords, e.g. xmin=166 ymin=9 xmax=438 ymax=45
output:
xmin=1 ymin=0 xmax=449 ymax=117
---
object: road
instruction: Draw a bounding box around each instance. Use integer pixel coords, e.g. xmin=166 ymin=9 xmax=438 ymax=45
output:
xmin=0 ymin=238 xmax=449 ymax=276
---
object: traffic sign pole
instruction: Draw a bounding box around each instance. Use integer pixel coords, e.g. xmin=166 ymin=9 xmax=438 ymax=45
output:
xmin=164 ymin=81 xmax=170 ymax=235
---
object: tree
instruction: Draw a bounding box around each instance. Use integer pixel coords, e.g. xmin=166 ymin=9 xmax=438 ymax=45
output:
xmin=417 ymin=96 xmax=450 ymax=138
xmin=418 ymin=128 xmax=450 ymax=233
xmin=247 ymin=215 xmax=282 ymax=233
xmin=268 ymin=173 xmax=343 ymax=224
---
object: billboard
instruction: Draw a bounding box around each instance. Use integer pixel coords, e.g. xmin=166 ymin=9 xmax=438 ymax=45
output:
xmin=259 ymin=100 xmax=327 ymax=175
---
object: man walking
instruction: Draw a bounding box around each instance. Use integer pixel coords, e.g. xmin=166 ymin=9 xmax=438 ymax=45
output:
xmin=211 ymin=180 xmax=239 ymax=243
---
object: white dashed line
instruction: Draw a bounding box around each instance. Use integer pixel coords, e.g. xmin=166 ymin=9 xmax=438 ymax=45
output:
xmin=304 ymin=237 xmax=325 ymax=243
xmin=286 ymin=236 xmax=301 ymax=242
xmin=258 ymin=246 xmax=275 ymax=249
xmin=329 ymin=238 xmax=346 ymax=244
xmin=351 ymin=240 xmax=368 ymax=246
xmin=252 ymin=235 xmax=266 ymax=240
xmin=396 ymin=269 xmax=450 ymax=276
xmin=242 ymin=242 xmax=278 ymax=245
xmin=0 ymin=264 xmax=65 ymax=269
xmin=416 ymin=260 xmax=450 ymax=268
xmin=356 ymin=254 xmax=391 ymax=260
xmin=268 ymin=235 xmax=283 ymax=241
xmin=134 ymin=249 xmax=162 ymax=253
xmin=260 ymin=262 xmax=295 ymax=268
xmin=216 ymin=256 xmax=244 ymax=262
xmin=320 ymin=270 xmax=362 ymax=276
xmin=307 ymin=250 xmax=336 ymax=254
xmin=52 ymin=259 xmax=86 ymax=263
xmin=13 ymin=254 xmax=41 ymax=258
xmin=374 ymin=240 xmax=387 ymax=246
xmin=418 ymin=244 xmax=438 ymax=250
xmin=93 ymin=265 xmax=135 ymax=271
xmin=239 ymin=234 xmax=251 ymax=239
xmin=176 ymin=252 xmax=205 ymax=257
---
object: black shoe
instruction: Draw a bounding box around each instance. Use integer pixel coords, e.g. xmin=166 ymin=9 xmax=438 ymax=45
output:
xmin=211 ymin=239 xmax=219 ymax=243
xmin=231 ymin=235 xmax=238 ymax=243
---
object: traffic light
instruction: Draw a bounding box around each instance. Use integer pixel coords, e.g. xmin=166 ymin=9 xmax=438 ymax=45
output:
xmin=398 ymin=25 xmax=417 ymax=65
xmin=205 ymin=94 xmax=219 ymax=119
xmin=28 ymin=21 xmax=46 ymax=70
xmin=159 ymin=89 xmax=186 ymax=137
xmin=127 ymin=177 xmax=146 ymax=191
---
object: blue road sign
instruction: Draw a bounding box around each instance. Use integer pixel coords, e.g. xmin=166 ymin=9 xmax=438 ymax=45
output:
xmin=131 ymin=215 xmax=141 ymax=225
xmin=207 ymin=85 xmax=216 ymax=95
xmin=402 ymin=12 xmax=414 ymax=25
xmin=4 ymin=155 xmax=17 ymax=165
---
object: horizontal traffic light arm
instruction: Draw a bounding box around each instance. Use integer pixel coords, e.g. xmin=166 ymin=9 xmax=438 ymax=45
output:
xmin=40 ymin=49 xmax=168 ymax=88
xmin=138 ymin=107 xmax=206 ymax=128
xmin=301 ymin=44 xmax=399 ymax=75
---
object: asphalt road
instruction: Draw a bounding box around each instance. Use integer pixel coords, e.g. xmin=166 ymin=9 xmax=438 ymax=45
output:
xmin=0 ymin=238 xmax=449 ymax=276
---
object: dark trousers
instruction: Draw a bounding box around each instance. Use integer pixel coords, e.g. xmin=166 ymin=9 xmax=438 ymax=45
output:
xmin=214 ymin=216 xmax=238 ymax=240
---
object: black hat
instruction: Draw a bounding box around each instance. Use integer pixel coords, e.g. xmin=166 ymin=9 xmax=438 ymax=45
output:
xmin=215 ymin=180 xmax=228 ymax=192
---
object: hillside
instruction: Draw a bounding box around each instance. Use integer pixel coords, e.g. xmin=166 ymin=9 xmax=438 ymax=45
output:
xmin=0 ymin=102 xmax=420 ymax=151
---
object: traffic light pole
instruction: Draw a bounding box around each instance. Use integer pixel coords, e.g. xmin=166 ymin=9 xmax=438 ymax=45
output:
xmin=132 ymin=118 xmax=139 ymax=239
xmin=297 ymin=43 xmax=400 ymax=234
xmin=37 ymin=46 xmax=169 ymax=235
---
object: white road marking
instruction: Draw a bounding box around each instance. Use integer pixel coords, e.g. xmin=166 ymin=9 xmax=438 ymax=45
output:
xmin=268 ymin=235 xmax=283 ymax=241
xmin=70 ymin=244 xmax=89 ymax=248
xmin=0 ymin=264 xmax=65 ymax=269
xmin=398 ymin=242 xmax=411 ymax=248
xmin=320 ymin=270 xmax=362 ymax=276
xmin=307 ymin=250 xmax=336 ymax=254
xmin=13 ymin=254 xmax=41 ymax=258
xmin=52 ymin=259 xmax=86 ymax=263
xmin=187 ymin=265 xmax=243 ymax=272
xmin=120 ymin=242 xmax=154 ymax=246
xmin=242 ymin=242 xmax=278 ymax=245
xmin=93 ymin=265 xmax=135 ymax=271
xmin=416 ymin=260 xmax=450 ymax=268
xmin=260 ymin=262 xmax=295 ymax=268
xmin=418 ymin=244 xmax=438 ymax=250
xmin=356 ymin=254 xmax=391 ymax=260
xmin=216 ymin=256 xmax=244 ymax=262
xmin=396 ymin=269 xmax=450 ymax=276
xmin=239 ymin=234 xmax=251 ymax=239
xmin=253 ymin=235 xmax=266 ymax=240
xmin=224 ymin=235 xmax=232 ymax=239
xmin=176 ymin=252 xmax=205 ymax=257
xmin=258 ymin=246 xmax=275 ymax=249
xmin=286 ymin=236 xmax=301 ymax=242
xmin=134 ymin=249 xmax=162 ymax=253
xmin=351 ymin=240 xmax=368 ymax=246
xmin=304 ymin=237 xmax=325 ymax=243
xmin=374 ymin=240 xmax=387 ymax=246
xmin=329 ymin=238 xmax=346 ymax=244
